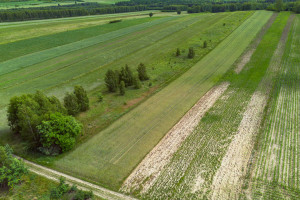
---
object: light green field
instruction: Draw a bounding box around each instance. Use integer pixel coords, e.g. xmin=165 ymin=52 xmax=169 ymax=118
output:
xmin=249 ymin=15 xmax=300 ymax=199
xmin=51 ymin=11 xmax=272 ymax=189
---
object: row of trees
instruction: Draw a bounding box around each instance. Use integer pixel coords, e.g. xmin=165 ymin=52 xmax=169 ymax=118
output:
xmin=7 ymin=86 xmax=89 ymax=155
xmin=105 ymin=63 xmax=149 ymax=95
xmin=0 ymin=5 xmax=147 ymax=22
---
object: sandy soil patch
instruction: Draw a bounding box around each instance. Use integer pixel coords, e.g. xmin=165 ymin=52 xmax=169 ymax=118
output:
xmin=121 ymin=82 xmax=230 ymax=193
xmin=211 ymin=91 xmax=267 ymax=200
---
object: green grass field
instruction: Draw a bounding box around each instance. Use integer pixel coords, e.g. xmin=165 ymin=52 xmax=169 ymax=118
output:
xmin=50 ymin=11 xmax=272 ymax=190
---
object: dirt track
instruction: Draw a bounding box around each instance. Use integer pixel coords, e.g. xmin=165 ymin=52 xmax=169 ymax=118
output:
xmin=17 ymin=157 xmax=136 ymax=200
xmin=121 ymin=82 xmax=229 ymax=194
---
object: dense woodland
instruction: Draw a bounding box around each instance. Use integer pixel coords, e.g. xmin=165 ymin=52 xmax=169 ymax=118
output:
xmin=0 ymin=0 xmax=299 ymax=22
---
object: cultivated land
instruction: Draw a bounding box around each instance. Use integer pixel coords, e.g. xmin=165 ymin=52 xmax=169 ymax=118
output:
xmin=1 ymin=8 xmax=300 ymax=200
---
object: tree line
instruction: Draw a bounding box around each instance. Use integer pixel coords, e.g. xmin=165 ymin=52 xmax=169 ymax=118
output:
xmin=0 ymin=4 xmax=147 ymax=22
xmin=7 ymin=86 xmax=89 ymax=156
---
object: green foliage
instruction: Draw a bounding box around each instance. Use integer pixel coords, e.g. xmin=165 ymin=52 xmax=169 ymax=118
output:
xmin=7 ymin=91 xmax=66 ymax=144
xmin=74 ymin=85 xmax=89 ymax=112
xmin=137 ymin=63 xmax=150 ymax=81
xmin=149 ymin=12 xmax=153 ymax=17
xmin=64 ymin=93 xmax=80 ymax=116
xmin=120 ymin=65 xmax=134 ymax=87
xmin=50 ymin=177 xmax=93 ymax=200
xmin=293 ymin=1 xmax=300 ymax=13
xmin=119 ymin=81 xmax=126 ymax=96
xmin=37 ymin=113 xmax=82 ymax=154
xmin=133 ymin=76 xmax=142 ymax=89
xmin=275 ymin=0 xmax=284 ymax=12
xmin=105 ymin=69 xmax=119 ymax=92
xmin=176 ymin=48 xmax=181 ymax=56
xmin=203 ymin=40 xmax=208 ymax=48
xmin=0 ymin=144 xmax=28 ymax=189
xmin=98 ymin=93 xmax=104 ymax=102
xmin=188 ymin=47 xmax=195 ymax=58
xmin=177 ymin=10 xmax=181 ymax=15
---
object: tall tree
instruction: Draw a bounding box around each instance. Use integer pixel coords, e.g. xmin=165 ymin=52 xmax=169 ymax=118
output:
xmin=275 ymin=0 xmax=284 ymax=12
xmin=74 ymin=85 xmax=89 ymax=112
xmin=105 ymin=69 xmax=119 ymax=92
xmin=188 ymin=47 xmax=195 ymax=59
xmin=137 ymin=63 xmax=150 ymax=81
xmin=119 ymin=81 xmax=126 ymax=96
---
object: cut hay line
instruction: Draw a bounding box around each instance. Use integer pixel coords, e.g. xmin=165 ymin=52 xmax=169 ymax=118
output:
xmin=122 ymin=82 xmax=229 ymax=194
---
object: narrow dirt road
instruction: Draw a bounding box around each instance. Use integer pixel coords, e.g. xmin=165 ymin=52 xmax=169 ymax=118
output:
xmin=17 ymin=157 xmax=137 ymax=200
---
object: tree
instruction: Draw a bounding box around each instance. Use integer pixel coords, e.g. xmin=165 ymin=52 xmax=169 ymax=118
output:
xmin=149 ymin=12 xmax=153 ymax=17
xmin=137 ymin=63 xmax=150 ymax=81
xmin=176 ymin=48 xmax=181 ymax=56
xmin=177 ymin=10 xmax=181 ymax=14
xmin=275 ymin=0 xmax=284 ymax=12
xmin=63 ymin=93 xmax=80 ymax=116
xmin=74 ymin=85 xmax=89 ymax=112
xmin=133 ymin=76 xmax=142 ymax=89
xmin=188 ymin=47 xmax=195 ymax=59
xmin=7 ymin=91 xmax=66 ymax=144
xmin=203 ymin=41 xmax=208 ymax=48
xmin=105 ymin=69 xmax=119 ymax=92
xmin=0 ymin=145 xmax=28 ymax=189
xmin=119 ymin=81 xmax=126 ymax=96
xmin=119 ymin=65 xmax=133 ymax=87
xmin=37 ymin=113 xmax=82 ymax=154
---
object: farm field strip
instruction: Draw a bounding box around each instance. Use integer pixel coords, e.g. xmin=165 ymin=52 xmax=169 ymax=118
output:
xmin=235 ymin=13 xmax=278 ymax=74
xmin=211 ymin=13 xmax=293 ymax=200
xmin=250 ymin=14 xmax=300 ymax=199
xmin=138 ymin=12 xmax=288 ymax=200
xmin=122 ymin=82 xmax=230 ymax=193
xmin=0 ymin=16 xmax=177 ymax=76
xmin=52 ymin=11 xmax=271 ymax=190
xmin=0 ymin=11 xmax=160 ymax=44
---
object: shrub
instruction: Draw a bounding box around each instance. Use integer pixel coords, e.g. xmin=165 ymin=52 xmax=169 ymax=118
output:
xmin=188 ymin=47 xmax=195 ymax=58
xmin=177 ymin=10 xmax=181 ymax=14
xmin=74 ymin=86 xmax=89 ymax=112
xmin=98 ymin=93 xmax=104 ymax=102
xmin=176 ymin=48 xmax=181 ymax=56
xmin=37 ymin=113 xmax=82 ymax=154
xmin=0 ymin=145 xmax=28 ymax=189
xmin=119 ymin=65 xmax=133 ymax=87
xmin=109 ymin=19 xmax=122 ymax=23
xmin=119 ymin=81 xmax=126 ymax=96
xmin=149 ymin=12 xmax=153 ymax=17
xmin=105 ymin=69 xmax=119 ymax=92
xmin=137 ymin=63 xmax=149 ymax=81
xmin=64 ymin=93 xmax=80 ymax=116
xmin=133 ymin=76 xmax=142 ymax=89
xmin=203 ymin=41 xmax=208 ymax=48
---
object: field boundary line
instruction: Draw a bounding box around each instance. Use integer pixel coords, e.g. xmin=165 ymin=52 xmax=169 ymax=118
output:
xmin=16 ymin=156 xmax=137 ymax=200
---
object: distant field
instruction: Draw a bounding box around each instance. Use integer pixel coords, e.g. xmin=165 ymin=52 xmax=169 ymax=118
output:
xmin=0 ymin=0 xmax=126 ymax=9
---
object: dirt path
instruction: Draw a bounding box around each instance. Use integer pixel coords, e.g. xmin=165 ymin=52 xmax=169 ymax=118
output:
xmin=121 ymin=82 xmax=229 ymax=194
xmin=17 ymin=157 xmax=137 ymax=200
xmin=234 ymin=13 xmax=277 ymax=74
xmin=210 ymin=14 xmax=295 ymax=200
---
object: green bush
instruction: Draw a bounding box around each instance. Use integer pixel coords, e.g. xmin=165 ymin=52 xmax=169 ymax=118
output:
xmin=74 ymin=86 xmax=89 ymax=112
xmin=37 ymin=113 xmax=82 ymax=154
xmin=176 ymin=48 xmax=181 ymax=56
xmin=98 ymin=93 xmax=104 ymax=102
xmin=0 ymin=145 xmax=28 ymax=189
xmin=7 ymin=91 xmax=66 ymax=144
xmin=105 ymin=69 xmax=119 ymax=92
xmin=137 ymin=63 xmax=150 ymax=81
xmin=133 ymin=76 xmax=142 ymax=89
xmin=188 ymin=47 xmax=195 ymax=58
xmin=119 ymin=65 xmax=134 ymax=87
xmin=64 ymin=93 xmax=80 ymax=116
xmin=119 ymin=81 xmax=126 ymax=96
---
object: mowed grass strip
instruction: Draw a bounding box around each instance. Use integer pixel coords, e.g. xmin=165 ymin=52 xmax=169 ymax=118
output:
xmin=0 ymin=16 xmax=176 ymax=74
xmin=143 ymin=12 xmax=289 ymax=200
xmin=53 ymin=11 xmax=270 ymax=190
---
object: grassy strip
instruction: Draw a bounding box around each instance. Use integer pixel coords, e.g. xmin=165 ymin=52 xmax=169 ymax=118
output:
xmin=51 ymin=11 xmax=268 ymax=190
xmin=142 ymin=12 xmax=289 ymax=199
